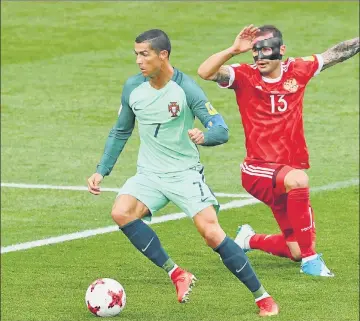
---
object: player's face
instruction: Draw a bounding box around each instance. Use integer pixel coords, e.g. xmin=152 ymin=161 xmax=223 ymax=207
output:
xmin=252 ymin=33 xmax=286 ymax=77
xmin=254 ymin=56 xmax=281 ymax=76
xmin=134 ymin=42 xmax=167 ymax=78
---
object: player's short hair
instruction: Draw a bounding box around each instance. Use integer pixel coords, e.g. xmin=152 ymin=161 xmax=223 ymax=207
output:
xmin=135 ymin=29 xmax=171 ymax=58
xmin=258 ymin=25 xmax=283 ymax=44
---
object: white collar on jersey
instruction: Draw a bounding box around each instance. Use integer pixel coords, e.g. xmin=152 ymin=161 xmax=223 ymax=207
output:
xmin=261 ymin=66 xmax=283 ymax=83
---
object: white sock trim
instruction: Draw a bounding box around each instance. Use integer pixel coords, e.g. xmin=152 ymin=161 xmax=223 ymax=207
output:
xmin=255 ymin=292 xmax=270 ymax=302
xmin=168 ymin=264 xmax=178 ymax=277
xmin=302 ymin=253 xmax=318 ymax=263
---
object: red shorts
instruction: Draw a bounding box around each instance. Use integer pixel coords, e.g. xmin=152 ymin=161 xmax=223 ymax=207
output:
xmin=240 ymin=161 xmax=315 ymax=242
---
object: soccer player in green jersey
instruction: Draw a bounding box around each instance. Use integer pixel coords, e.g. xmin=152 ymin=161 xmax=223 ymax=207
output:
xmin=87 ymin=29 xmax=278 ymax=316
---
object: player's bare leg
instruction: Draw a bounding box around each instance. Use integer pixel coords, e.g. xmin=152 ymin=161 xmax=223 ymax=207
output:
xmin=194 ymin=206 xmax=279 ymax=316
xmin=286 ymin=241 xmax=319 ymax=262
xmin=285 ymin=241 xmax=302 ymax=261
xmin=111 ymin=194 xmax=149 ymax=226
xmin=112 ymin=195 xmax=193 ymax=303
xmin=284 ymin=169 xmax=334 ymax=277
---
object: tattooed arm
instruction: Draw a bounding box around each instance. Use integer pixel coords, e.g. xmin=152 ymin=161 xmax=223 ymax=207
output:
xmin=198 ymin=25 xmax=259 ymax=83
xmin=321 ymin=37 xmax=359 ymax=71
xmin=197 ymin=48 xmax=234 ymax=83
xmin=206 ymin=65 xmax=232 ymax=83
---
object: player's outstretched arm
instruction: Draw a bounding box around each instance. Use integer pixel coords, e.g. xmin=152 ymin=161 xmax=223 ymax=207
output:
xmin=197 ymin=51 xmax=234 ymax=83
xmin=95 ymin=108 xmax=135 ymax=178
xmin=320 ymin=37 xmax=359 ymax=72
xmin=88 ymin=116 xmax=134 ymax=195
xmin=87 ymin=173 xmax=104 ymax=195
xmin=198 ymin=25 xmax=259 ymax=83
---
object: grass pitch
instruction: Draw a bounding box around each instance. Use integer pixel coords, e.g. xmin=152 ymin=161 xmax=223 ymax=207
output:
xmin=1 ymin=2 xmax=359 ymax=320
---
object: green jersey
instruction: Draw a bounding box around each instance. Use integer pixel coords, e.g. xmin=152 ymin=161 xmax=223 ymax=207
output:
xmin=97 ymin=68 xmax=228 ymax=176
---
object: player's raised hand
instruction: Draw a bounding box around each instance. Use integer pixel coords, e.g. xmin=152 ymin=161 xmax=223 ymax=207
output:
xmin=87 ymin=173 xmax=104 ymax=195
xmin=231 ymin=24 xmax=260 ymax=55
xmin=188 ymin=128 xmax=204 ymax=145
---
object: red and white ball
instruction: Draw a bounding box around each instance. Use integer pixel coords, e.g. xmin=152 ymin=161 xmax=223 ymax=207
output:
xmin=85 ymin=278 xmax=126 ymax=317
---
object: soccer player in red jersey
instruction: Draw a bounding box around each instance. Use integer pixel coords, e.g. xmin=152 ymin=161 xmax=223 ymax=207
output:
xmin=198 ymin=25 xmax=359 ymax=277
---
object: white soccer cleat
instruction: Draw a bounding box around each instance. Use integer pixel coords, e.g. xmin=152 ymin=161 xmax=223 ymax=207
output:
xmin=234 ymin=224 xmax=255 ymax=253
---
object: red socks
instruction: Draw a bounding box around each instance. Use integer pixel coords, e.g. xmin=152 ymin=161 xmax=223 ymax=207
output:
xmin=249 ymin=234 xmax=297 ymax=261
xmin=287 ymin=188 xmax=315 ymax=258
xmin=249 ymin=188 xmax=316 ymax=260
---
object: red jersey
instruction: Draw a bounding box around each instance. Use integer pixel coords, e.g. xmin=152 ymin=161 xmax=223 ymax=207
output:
xmin=220 ymin=54 xmax=324 ymax=169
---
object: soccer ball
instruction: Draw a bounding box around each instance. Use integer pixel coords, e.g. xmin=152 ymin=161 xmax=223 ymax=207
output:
xmin=85 ymin=278 xmax=126 ymax=317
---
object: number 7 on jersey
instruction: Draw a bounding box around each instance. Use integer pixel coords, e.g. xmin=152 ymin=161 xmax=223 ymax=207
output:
xmin=154 ymin=123 xmax=161 ymax=138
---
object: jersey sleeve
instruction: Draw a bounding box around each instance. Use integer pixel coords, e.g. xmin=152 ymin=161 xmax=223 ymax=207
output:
xmin=96 ymin=82 xmax=136 ymax=177
xmin=181 ymin=76 xmax=229 ymax=146
xmin=293 ymin=54 xmax=324 ymax=82
xmin=217 ymin=63 xmax=250 ymax=90
xmin=183 ymin=77 xmax=224 ymax=127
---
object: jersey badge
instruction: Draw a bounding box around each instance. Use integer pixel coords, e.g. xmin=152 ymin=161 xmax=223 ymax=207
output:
xmin=205 ymin=102 xmax=218 ymax=115
xmin=283 ymin=78 xmax=299 ymax=93
xmin=168 ymin=101 xmax=180 ymax=117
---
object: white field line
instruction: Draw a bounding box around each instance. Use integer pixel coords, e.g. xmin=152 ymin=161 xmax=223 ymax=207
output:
xmin=0 ymin=182 xmax=251 ymax=199
xmin=1 ymin=198 xmax=260 ymax=254
xmin=1 ymin=179 xmax=358 ymax=254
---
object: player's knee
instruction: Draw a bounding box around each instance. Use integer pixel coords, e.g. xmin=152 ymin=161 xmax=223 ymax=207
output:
xmin=285 ymin=170 xmax=309 ymax=191
xmin=111 ymin=206 xmax=135 ymax=227
xmin=202 ymin=223 xmax=225 ymax=248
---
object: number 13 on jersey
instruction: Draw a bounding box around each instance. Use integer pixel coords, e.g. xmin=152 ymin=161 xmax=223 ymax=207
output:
xmin=270 ymin=94 xmax=288 ymax=113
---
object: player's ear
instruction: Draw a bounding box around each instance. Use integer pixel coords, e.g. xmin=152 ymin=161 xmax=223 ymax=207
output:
xmin=280 ymin=45 xmax=286 ymax=56
xmin=159 ymin=50 xmax=169 ymax=61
